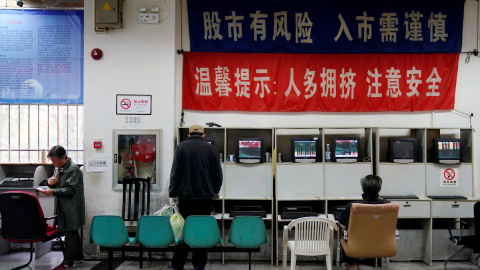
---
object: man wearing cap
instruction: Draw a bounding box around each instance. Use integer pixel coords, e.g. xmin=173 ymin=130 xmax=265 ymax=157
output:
xmin=168 ymin=124 xmax=223 ymax=270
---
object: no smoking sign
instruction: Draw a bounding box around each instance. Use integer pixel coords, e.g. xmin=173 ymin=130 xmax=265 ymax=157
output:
xmin=116 ymin=94 xmax=152 ymax=115
xmin=120 ymin=98 xmax=131 ymax=109
xmin=440 ymin=168 xmax=459 ymax=187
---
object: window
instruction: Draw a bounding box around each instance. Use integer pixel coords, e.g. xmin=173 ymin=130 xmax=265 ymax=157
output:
xmin=0 ymin=104 xmax=83 ymax=164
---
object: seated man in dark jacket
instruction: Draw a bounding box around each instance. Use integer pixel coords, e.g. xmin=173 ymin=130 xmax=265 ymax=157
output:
xmin=338 ymin=174 xmax=390 ymax=269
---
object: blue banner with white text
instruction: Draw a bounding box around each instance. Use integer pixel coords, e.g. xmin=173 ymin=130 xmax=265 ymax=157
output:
xmin=187 ymin=0 xmax=464 ymax=53
xmin=0 ymin=10 xmax=84 ymax=104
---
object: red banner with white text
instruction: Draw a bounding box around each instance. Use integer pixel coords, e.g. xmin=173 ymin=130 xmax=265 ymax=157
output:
xmin=182 ymin=52 xmax=458 ymax=112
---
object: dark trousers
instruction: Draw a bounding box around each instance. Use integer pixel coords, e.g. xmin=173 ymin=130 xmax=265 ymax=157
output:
xmin=63 ymin=229 xmax=83 ymax=266
xmin=171 ymin=198 xmax=212 ymax=270
xmin=341 ymin=247 xmax=357 ymax=265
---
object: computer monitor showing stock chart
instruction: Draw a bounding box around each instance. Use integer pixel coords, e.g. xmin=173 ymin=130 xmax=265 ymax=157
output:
xmin=236 ymin=138 xmax=263 ymax=163
xmin=331 ymin=137 xmax=359 ymax=163
xmin=291 ymin=138 xmax=319 ymax=163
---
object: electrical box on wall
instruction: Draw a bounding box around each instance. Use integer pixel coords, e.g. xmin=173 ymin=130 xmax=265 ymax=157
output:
xmin=139 ymin=13 xmax=159 ymax=24
xmin=95 ymin=0 xmax=124 ymax=32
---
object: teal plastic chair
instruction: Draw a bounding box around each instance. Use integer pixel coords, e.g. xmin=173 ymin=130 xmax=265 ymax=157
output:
xmin=182 ymin=215 xmax=223 ymax=248
xmin=136 ymin=215 xmax=175 ymax=267
xmin=136 ymin=215 xmax=175 ymax=247
xmin=89 ymin=215 xmax=135 ymax=270
xmin=228 ymin=216 xmax=268 ymax=248
xmin=89 ymin=215 xmax=134 ymax=247
xmin=228 ymin=216 xmax=268 ymax=270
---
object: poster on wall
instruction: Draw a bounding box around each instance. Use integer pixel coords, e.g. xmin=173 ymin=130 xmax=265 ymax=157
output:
xmin=182 ymin=52 xmax=458 ymax=112
xmin=0 ymin=10 xmax=84 ymax=104
xmin=187 ymin=0 xmax=464 ymax=53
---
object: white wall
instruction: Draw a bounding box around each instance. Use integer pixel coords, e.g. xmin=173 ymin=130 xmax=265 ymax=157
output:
xmin=83 ymin=0 xmax=177 ymax=254
xmin=83 ymin=0 xmax=480 ymax=255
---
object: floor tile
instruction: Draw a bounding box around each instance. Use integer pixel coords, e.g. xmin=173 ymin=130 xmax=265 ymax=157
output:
xmin=0 ymin=250 xmax=478 ymax=270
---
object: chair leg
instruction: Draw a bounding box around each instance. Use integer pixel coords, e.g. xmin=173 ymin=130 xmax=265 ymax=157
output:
xmin=444 ymin=246 xmax=468 ymax=270
xmin=248 ymin=251 xmax=252 ymax=270
xmin=325 ymin=253 xmax=332 ymax=270
xmin=283 ymin=246 xmax=288 ymax=270
xmin=11 ymin=242 xmax=34 ymax=270
xmin=139 ymin=250 xmax=143 ymax=268
xmin=336 ymin=237 xmax=341 ymax=270
xmin=290 ymin=253 xmax=297 ymax=270
xmin=386 ymin=257 xmax=390 ymax=269
xmin=108 ymin=250 xmax=113 ymax=270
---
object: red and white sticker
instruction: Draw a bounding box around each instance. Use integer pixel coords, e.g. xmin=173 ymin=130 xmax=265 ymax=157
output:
xmin=440 ymin=168 xmax=459 ymax=187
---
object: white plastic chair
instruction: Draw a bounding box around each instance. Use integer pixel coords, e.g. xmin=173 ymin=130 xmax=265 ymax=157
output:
xmin=283 ymin=217 xmax=337 ymax=270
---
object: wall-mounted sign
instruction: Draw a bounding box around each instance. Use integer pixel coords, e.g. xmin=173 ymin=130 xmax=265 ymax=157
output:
xmin=183 ymin=52 xmax=458 ymax=112
xmin=0 ymin=10 xmax=84 ymax=104
xmin=187 ymin=0 xmax=464 ymax=54
xmin=116 ymin=94 xmax=152 ymax=115
xmin=85 ymin=156 xmax=109 ymax=173
xmin=440 ymin=167 xmax=459 ymax=187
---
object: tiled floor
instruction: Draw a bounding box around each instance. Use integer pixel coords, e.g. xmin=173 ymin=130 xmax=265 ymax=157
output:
xmin=0 ymin=250 xmax=478 ymax=270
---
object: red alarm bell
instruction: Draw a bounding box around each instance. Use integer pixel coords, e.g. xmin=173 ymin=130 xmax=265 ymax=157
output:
xmin=91 ymin=48 xmax=103 ymax=60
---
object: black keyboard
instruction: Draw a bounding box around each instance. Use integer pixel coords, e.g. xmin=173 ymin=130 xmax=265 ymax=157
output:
xmin=280 ymin=212 xmax=317 ymax=220
xmin=428 ymin=195 xmax=467 ymax=200
xmin=230 ymin=211 xmax=267 ymax=218
xmin=0 ymin=180 xmax=33 ymax=187
xmin=382 ymin=195 xmax=419 ymax=200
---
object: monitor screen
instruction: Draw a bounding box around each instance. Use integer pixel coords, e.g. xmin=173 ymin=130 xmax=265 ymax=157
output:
xmin=388 ymin=138 xmax=417 ymax=163
xmin=291 ymin=138 xmax=318 ymax=163
xmin=204 ymin=137 xmax=214 ymax=145
xmin=332 ymin=138 xmax=359 ymax=162
xmin=434 ymin=138 xmax=461 ymax=164
xmin=237 ymin=138 xmax=263 ymax=163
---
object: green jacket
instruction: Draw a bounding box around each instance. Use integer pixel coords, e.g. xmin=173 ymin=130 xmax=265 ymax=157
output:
xmin=49 ymin=159 xmax=85 ymax=232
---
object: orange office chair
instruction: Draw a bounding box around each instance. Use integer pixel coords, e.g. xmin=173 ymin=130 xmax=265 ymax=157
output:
xmin=0 ymin=191 xmax=64 ymax=270
xmin=339 ymin=203 xmax=399 ymax=268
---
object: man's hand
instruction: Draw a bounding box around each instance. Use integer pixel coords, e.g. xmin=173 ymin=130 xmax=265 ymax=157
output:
xmin=39 ymin=188 xmax=54 ymax=196
xmin=213 ymin=194 xmax=220 ymax=199
xmin=48 ymin=177 xmax=58 ymax=186
xmin=169 ymin=197 xmax=179 ymax=206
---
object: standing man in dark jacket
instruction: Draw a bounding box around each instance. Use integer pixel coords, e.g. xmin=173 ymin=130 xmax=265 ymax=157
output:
xmin=39 ymin=145 xmax=85 ymax=270
xmin=338 ymin=174 xmax=390 ymax=269
xmin=167 ymin=124 xmax=223 ymax=270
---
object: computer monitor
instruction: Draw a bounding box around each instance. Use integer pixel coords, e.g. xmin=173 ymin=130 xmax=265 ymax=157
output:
xmin=433 ymin=138 xmax=461 ymax=164
xmin=291 ymin=137 xmax=319 ymax=163
xmin=204 ymin=137 xmax=214 ymax=145
xmin=388 ymin=137 xmax=417 ymax=163
xmin=331 ymin=137 xmax=359 ymax=162
xmin=236 ymin=138 xmax=263 ymax=163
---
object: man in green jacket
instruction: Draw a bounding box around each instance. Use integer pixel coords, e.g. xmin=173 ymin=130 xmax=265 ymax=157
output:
xmin=40 ymin=145 xmax=85 ymax=270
